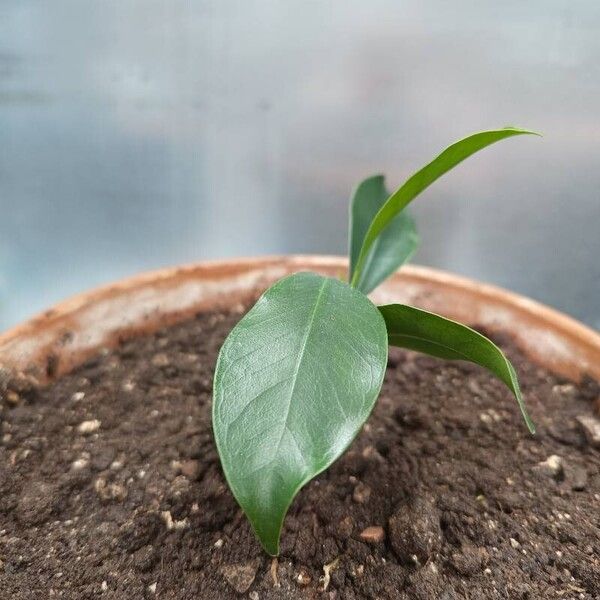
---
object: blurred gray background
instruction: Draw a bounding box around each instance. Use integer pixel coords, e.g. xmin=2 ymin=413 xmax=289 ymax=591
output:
xmin=1 ymin=1 xmax=599 ymax=331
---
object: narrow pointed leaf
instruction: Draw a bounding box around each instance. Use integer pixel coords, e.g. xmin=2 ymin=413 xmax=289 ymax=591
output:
xmin=213 ymin=272 xmax=388 ymax=555
xmin=348 ymin=175 xmax=419 ymax=294
xmin=378 ymin=303 xmax=535 ymax=433
xmin=351 ymin=128 xmax=540 ymax=287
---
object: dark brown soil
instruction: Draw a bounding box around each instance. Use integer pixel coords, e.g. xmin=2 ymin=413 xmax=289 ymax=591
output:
xmin=1 ymin=307 xmax=600 ymax=599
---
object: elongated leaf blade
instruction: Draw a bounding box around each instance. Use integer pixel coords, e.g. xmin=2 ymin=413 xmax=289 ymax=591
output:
xmin=351 ymin=128 xmax=540 ymax=287
xmin=379 ymin=303 xmax=535 ymax=433
xmin=348 ymin=175 xmax=419 ymax=294
xmin=213 ymin=272 xmax=388 ymax=555
xmin=349 ymin=175 xmax=384 ymax=279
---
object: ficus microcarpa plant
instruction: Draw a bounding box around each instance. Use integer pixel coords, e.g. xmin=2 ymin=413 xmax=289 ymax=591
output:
xmin=212 ymin=128 xmax=538 ymax=555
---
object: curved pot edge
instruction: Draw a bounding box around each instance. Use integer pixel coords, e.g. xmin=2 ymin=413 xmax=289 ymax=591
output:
xmin=0 ymin=255 xmax=598 ymax=384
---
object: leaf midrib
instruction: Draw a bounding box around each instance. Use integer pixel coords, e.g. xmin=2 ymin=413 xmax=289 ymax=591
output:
xmin=388 ymin=332 xmax=514 ymax=391
xmin=273 ymin=278 xmax=329 ymax=460
xmin=388 ymin=332 xmax=473 ymax=362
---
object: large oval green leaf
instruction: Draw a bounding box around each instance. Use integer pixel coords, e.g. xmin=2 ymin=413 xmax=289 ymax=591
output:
xmin=378 ymin=303 xmax=535 ymax=433
xmin=348 ymin=174 xmax=419 ymax=294
xmin=213 ymin=272 xmax=388 ymax=555
xmin=351 ymin=128 xmax=540 ymax=287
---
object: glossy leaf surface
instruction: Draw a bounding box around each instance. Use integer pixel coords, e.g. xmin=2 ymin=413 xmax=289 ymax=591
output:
xmin=379 ymin=303 xmax=535 ymax=433
xmin=213 ymin=272 xmax=388 ymax=555
xmin=348 ymin=175 xmax=419 ymax=294
xmin=351 ymin=128 xmax=539 ymax=287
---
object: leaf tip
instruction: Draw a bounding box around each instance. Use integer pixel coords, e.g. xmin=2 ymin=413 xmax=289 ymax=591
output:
xmin=502 ymin=126 xmax=543 ymax=138
xmin=516 ymin=389 xmax=536 ymax=435
xmin=525 ymin=414 xmax=536 ymax=435
xmin=263 ymin=540 xmax=280 ymax=557
xmin=358 ymin=173 xmax=386 ymax=189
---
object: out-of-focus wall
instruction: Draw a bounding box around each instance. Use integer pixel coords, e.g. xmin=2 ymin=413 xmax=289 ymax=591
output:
xmin=1 ymin=1 xmax=599 ymax=330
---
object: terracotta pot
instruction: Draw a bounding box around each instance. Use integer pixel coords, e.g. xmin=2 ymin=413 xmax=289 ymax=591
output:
xmin=1 ymin=256 xmax=599 ymax=385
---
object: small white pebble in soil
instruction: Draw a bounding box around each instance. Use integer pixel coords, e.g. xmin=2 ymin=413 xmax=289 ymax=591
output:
xmin=122 ymin=380 xmax=136 ymax=392
xmin=71 ymin=456 xmax=89 ymax=471
xmin=162 ymin=511 xmax=174 ymax=529
xmin=110 ymin=459 xmax=124 ymax=470
xmin=509 ymin=538 xmax=520 ymax=549
xmin=138 ymin=469 xmax=146 ymax=479
xmin=77 ymin=420 xmax=101 ymax=434
xmin=488 ymin=409 xmax=502 ymax=422
xmin=214 ymin=538 xmax=224 ymax=548
xmin=552 ymin=383 xmax=576 ymax=395
xmin=249 ymin=593 xmax=259 ymax=600
xmin=71 ymin=391 xmax=85 ymax=402
xmin=535 ymin=455 xmax=563 ymax=479
xmin=362 ymin=445 xmax=385 ymax=463
xmin=161 ymin=510 xmax=189 ymax=531
xmin=148 ymin=583 xmax=157 ymax=594
xmin=101 ymin=580 xmax=108 ymax=592
xmin=352 ymin=564 xmax=365 ymax=578
xmin=94 ymin=478 xmax=128 ymax=502
xmin=6 ymin=391 xmax=20 ymax=406
xmin=479 ymin=413 xmax=493 ymax=425
xmin=484 ymin=568 xmax=492 ymax=575
xmin=152 ymin=353 xmax=170 ymax=367
xmin=576 ymin=415 xmax=600 ymax=447
xmin=352 ymin=482 xmax=371 ymax=504
xmin=150 ymin=409 xmax=160 ymax=418
xmin=296 ymin=567 xmax=311 ymax=586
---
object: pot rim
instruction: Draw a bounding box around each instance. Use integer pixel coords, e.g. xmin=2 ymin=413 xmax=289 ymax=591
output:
xmin=1 ymin=255 xmax=599 ymax=384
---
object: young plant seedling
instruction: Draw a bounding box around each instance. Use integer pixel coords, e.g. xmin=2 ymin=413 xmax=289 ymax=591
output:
xmin=212 ymin=128 xmax=538 ymax=556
